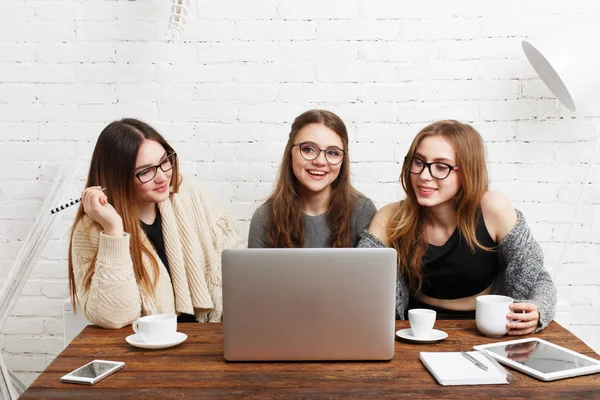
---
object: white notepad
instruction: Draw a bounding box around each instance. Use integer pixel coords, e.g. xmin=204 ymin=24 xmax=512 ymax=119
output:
xmin=420 ymin=351 xmax=511 ymax=386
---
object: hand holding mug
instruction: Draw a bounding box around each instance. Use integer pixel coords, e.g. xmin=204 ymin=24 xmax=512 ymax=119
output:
xmin=82 ymin=186 xmax=123 ymax=236
xmin=507 ymin=302 xmax=539 ymax=336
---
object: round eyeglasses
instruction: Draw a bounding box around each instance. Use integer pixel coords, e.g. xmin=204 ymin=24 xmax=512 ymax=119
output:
xmin=135 ymin=153 xmax=177 ymax=184
xmin=407 ymin=157 xmax=459 ymax=180
xmin=292 ymin=142 xmax=345 ymax=165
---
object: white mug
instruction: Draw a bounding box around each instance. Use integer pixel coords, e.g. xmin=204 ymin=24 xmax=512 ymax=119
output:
xmin=408 ymin=308 xmax=436 ymax=339
xmin=132 ymin=314 xmax=177 ymax=343
xmin=476 ymin=295 xmax=513 ymax=337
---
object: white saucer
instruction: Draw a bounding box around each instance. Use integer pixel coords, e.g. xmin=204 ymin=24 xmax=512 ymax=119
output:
xmin=396 ymin=328 xmax=448 ymax=343
xmin=126 ymin=332 xmax=188 ymax=349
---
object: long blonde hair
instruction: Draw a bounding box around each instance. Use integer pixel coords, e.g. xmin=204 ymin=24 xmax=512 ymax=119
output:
xmin=68 ymin=118 xmax=180 ymax=312
xmin=389 ymin=120 xmax=489 ymax=292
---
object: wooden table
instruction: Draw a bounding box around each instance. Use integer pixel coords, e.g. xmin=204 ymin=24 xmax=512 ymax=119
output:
xmin=21 ymin=320 xmax=600 ymax=399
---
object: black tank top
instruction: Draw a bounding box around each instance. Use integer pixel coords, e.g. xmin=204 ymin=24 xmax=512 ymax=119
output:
xmin=420 ymin=213 xmax=500 ymax=299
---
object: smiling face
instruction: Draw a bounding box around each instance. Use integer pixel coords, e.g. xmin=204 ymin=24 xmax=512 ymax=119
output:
xmin=133 ymin=139 xmax=173 ymax=205
xmin=291 ymin=123 xmax=345 ymax=196
xmin=410 ymin=135 xmax=461 ymax=209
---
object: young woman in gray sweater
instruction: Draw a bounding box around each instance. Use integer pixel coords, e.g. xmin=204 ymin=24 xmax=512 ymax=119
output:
xmin=358 ymin=120 xmax=556 ymax=334
xmin=249 ymin=109 xmax=376 ymax=248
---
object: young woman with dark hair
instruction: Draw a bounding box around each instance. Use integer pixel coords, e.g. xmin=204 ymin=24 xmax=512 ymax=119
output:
xmin=68 ymin=118 xmax=242 ymax=329
xmin=248 ymin=109 xmax=376 ymax=248
xmin=359 ymin=120 xmax=556 ymax=334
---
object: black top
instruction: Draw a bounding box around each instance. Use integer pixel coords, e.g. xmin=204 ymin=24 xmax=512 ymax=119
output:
xmin=140 ymin=211 xmax=196 ymax=323
xmin=420 ymin=212 xmax=501 ymax=300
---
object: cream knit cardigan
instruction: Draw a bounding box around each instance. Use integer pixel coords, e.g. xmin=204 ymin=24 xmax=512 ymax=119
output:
xmin=71 ymin=176 xmax=243 ymax=329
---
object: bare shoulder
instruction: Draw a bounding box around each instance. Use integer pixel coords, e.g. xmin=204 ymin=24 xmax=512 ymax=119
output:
xmin=481 ymin=191 xmax=517 ymax=243
xmin=368 ymin=202 xmax=400 ymax=246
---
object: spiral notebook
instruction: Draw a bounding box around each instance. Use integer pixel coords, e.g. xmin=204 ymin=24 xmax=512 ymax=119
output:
xmin=420 ymin=351 xmax=513 ymax=386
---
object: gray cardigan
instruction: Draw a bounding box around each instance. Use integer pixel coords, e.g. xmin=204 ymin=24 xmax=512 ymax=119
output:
xmin=357 ymin=210 xmax=557 ymax=332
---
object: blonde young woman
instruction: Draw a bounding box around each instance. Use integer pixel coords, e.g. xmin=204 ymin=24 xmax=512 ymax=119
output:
xmin=248 ymin=109 xmax=376 ymax=248
xmin=358 ymin=120 xmax=556 ymax=334
xmin=68 ymin=118 xmax=242 ymax=329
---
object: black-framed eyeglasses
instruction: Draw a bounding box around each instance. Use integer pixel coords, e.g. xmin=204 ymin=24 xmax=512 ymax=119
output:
xmin=292 ymin=142 xmax=346 ymax=165
xmin=135 ymin=153 xmax=177 ymax=184
xmin=407 ymin=156 xmax=459 ymax=180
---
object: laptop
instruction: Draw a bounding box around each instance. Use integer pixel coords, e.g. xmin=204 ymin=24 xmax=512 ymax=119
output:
xmin=222 ymin=248 xmax=397 ymax=361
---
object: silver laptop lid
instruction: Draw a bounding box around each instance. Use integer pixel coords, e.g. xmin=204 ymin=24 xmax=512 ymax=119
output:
xmin=222 ymin=248 xmax=397 ymax=361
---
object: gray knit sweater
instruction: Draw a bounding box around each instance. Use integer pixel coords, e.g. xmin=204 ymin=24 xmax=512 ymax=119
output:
xmin=357 ymin=210 xmax=556 ymax=332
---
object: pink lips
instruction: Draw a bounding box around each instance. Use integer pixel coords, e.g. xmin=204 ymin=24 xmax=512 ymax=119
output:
xmin=417 ymin=185 xmax=437 ymax=197
xmin=154 ymin=183 xmax=168 ymax=193
xmin=306 ymin=170 xmax=327 ymax=181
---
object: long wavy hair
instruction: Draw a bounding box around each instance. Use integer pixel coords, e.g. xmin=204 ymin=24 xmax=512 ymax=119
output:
xmin=265 ymin=109 xmax=361 ymax=248
xmin=68 ymin=118 xmax=180 ymax=312
xmin=389 ymin=120 xmax=489 ymax=292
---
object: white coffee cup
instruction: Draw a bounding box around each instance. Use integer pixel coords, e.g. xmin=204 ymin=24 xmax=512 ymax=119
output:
xmin=132 ymin=314 xmax=177 ymax=343
xmin=476 ymin=295 xmax=513 ymax=337
xmin=408 ymin=308 xmax=436 ymax=339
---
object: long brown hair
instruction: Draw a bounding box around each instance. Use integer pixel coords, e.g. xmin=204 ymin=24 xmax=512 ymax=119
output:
xmin=68 ymin=118 xmax=180 ymax=312
xmin=389 ymin=120 xmax=489 ymax=292
xmin=265 ymin=109 xmax=361 ymax=248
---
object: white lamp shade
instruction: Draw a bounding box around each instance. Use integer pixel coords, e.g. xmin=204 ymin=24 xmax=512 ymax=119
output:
xmin=522 ymin=25 xmax=600 ymax=112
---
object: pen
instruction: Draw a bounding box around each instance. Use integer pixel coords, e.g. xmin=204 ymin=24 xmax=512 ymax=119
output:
xmin=461 ymin=351 xmax=488 ymax=371
xmin=50 ymin=188 xmax=107 ymax=215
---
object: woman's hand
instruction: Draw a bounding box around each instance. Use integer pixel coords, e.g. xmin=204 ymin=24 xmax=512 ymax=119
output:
xmin=82 ymin=186 xmax=124 ymax=237
xmin=506 ymin=302 xmax=539 ymax=335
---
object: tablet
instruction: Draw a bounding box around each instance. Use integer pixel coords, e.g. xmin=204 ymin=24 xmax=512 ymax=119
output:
xmin=474 ymin=338 xmax=600 ymax=382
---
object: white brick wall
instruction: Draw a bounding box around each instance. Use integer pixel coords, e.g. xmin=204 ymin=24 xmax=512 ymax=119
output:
xmin=1 ymin=0 xmax=599 ymax=387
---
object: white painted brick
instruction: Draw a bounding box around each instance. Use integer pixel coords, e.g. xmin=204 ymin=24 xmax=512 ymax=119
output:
xmin=0 ymin=22 xmax=75 ymax=42
xmin=486 ymin=142 xmax=555 ymax=163
xmin=235 ymin=182 xmax=273 ymax=202
xmin=77 ymin=103 xmax=158 ymax=122
xmin=331 ymin=104 xmax=402 ymax=124
xmin=5 ymin=335 xmax=64 ymax=356
xmin=360 ymin=42 xmax=437 ymax=63
xmin=352 ymin=162 xmax=402 ymax=183
xmin=38 ymin=122 xmax=105 ymax=141
xmin=279 ymin=42 xmax=358 ymax=62
xmin=75 ymin=64 xmax=154 ymax=84
xmin=198 ymin=162 xmax=276 ymax=183
xmin=116 ymin=43 xmax=196 ymax=64
xmin=356 ymin=123 xmax=418 ymax=144
xmin=520 ymin=79 xmax=556 ymax=99
xmin=278 ymin=0 xmax=359 ymax=19
xmin=151 ymin=122 xmax=196 ymax=142
xmin=115 ymin=83 xmax=195 ymax=103
xmin=570 ymin=305 xmax=600 ymax=325
xmin=527 ymin=222 xmax=554 ymax=242
xmin=558 ymin=184 xmax=600 ymax=204
xmin=36 ymin=43 xmax=116 ymax=63
xmin=234 ymin=143 xmax=286 ymax=163
xmin=12 ymin=297 xmax=63 ymax=317
xmin=316 ymin=62 xmax=398 ymax=83
xmin=518 ymin=204 xmax=595 ymax=224
xmin=44 ymin=318 xmax=64 ymax=335
xmin=0 ymin=123 xmax=37 ymax=140
xmin=115 ymin=0 xmax=165 ymax=20
xmin=0 ymin=161 xmax=40 ymax=181
xmin=159 ymin=102 xmax=238 ymax=122
xmin=361 ymin=82 xmax=437 ymax=103
xmin=317 ymin=20 xmax=400 ymax=41
xmin=0 ymin=64 xmax=74 ymax=83
xmin=199 ymin=0 xmax=277 ymax=20
xmin=40 ymin=239 xmax=69 ymax=260
xmin=0 ymin=2 xmax=35 ymax=21
xmin=176 ymin=142 xmax=235 ymax=162
xmin=1 ymin=318 xmax=44 ymax=335
xmin=155 ymin=64 xmax=234 ymax=83
xmin=13 ymin=371 xmax=39 ymax=387
xmin=196 ymin=83 xmax=276 ymax=102
xmin=0 ymin=104 xmax=77 ymax=122
xmin=522 ymin=0 xmax=600 ymax=15
xmin=236 ymin=20 xmax=316 ymax=41
xmin=560 ymin=286 xmax=600 ymax=305
xmin=553 ymin=224 xmax=600 ymax=243
xmin=36 ymin=84 xmax=116 ymax=105
xmin=351 ymin=143 xmax=395 ymax=162
xmin=517 ymin=121 xmax=597 ymax=142
xmin=491 ymin=182 xmax=559 ymax=202
xmin=439 ymin=38 xmax=523 ymax=61
xmin=33 ymin=1 xmax=76 ymax=21
xmin=186 ymin=21 xmax=235 ymax=42
xmin=278 ymin=83 xmax=359 ymax=104
xmin=76 ymin=22 xmax=154 ymax=42
xmin=402 ymin=18 xmax=479 ymax=41
xmin=472 ymin=121 xmax=517 ymax=142
xmin=554 ymin=142 xmax=597 ymax=163
xmin=0 ymin=44 xmax=35 ymax=62
xmin=194 ymin=123 xmax=285 ymax=143
xmin=237 ymin=103 xmax=306 ymax=124
xmin=41 ymin=281 xmax=69 ymax=298
xmin=235 ymin=62 xmax=315 ymax=83
xmin=0 ymin=181 xmax=53 ymax=200
xmin=5 ymin=354 xmax=48 ymax=372
xmin=396 ymin=102 xmax=478 ymax=124
xmin=360 ymin=0 xmax=441 ymax=19
xmin=441 ymin=0 xmax=521 ymax=17
xmin=31 ymin=261 xmax=69 ymax=280
xmin=438 ymin=80 xmax=520 ymax=101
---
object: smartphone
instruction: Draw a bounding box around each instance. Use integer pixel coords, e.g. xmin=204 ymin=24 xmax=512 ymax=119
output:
xmin=60 ymin=360 xmax=125 ymax=385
